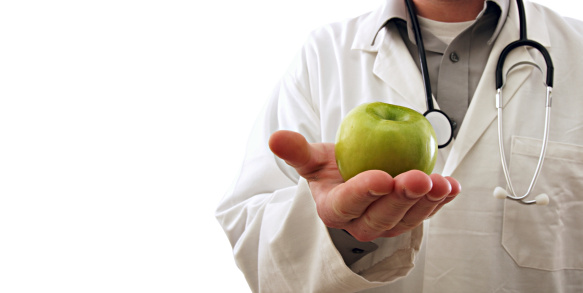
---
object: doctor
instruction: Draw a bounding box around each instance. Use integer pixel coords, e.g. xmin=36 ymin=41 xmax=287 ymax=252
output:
xmin=216 ymin=0 xmax=583 ymax=292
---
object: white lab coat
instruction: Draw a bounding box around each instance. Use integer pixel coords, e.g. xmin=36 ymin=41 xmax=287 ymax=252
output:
xmin=216 ymin=0 xmax=583 ymax=292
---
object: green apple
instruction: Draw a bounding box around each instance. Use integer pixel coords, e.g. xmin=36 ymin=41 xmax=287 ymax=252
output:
xmin=335 ymin=102 xmax=437 ymax=181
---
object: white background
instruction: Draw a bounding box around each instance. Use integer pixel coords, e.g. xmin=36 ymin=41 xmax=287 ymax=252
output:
xmin=0 ymin=1 xmax=579 ymax=292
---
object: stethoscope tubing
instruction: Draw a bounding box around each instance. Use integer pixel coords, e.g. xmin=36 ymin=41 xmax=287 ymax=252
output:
xmin=404 ymin=0 xmax=555 ymax=205
xmin=404 ymin=0 xmax=454 ymax=148
xmin=496 ymin=87 xmax=552 ymax=204
xmin=494 ymin=0 xmax=554 ymax=205
xmin=404 ymin=0 xmax=433 ymax=111
xmin=496 ymin=39 xmax=554 ymax=89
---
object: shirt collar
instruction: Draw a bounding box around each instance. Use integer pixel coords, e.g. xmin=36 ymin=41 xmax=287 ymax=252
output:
xmin=353 ymin=0 xmax=510 ymax=51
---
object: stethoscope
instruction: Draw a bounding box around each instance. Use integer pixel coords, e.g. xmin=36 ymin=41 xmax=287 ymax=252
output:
xmin=404 ymin=0 xmax=554 ymax=205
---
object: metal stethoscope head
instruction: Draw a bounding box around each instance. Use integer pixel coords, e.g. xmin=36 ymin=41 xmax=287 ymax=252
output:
xmin=405 ymin=0 xmax=554 ymax=205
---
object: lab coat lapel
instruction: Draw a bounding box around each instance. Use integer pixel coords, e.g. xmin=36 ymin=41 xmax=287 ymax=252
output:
xmin=372 ymin=22 xmax=428 ymax=113
xmin=441 ymin=0 xmax=551 ymax=176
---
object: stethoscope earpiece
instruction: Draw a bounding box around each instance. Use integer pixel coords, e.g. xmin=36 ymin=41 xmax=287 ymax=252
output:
xmin=535 ymin=194 xmax=550 ymax=206
xmin=493 ymin=187 xmax=550 ymax=206
xmin=493 ymin=186 xmax=508 ymax=199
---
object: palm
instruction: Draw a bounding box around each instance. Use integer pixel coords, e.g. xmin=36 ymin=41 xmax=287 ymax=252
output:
xmin=269 ymin=130 xmax=461 ymax=242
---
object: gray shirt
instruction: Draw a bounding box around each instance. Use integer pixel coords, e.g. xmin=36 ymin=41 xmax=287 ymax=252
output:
xmin=396 ymin=1 xmax=508 ymax=136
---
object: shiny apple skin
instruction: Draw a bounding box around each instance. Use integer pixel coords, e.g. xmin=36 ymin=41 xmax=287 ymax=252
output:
xmin=335 ymin=102 xmax=438 ymax=181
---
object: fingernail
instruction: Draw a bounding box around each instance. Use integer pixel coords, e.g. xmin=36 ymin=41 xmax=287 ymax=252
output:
xmin=403 ymin=187 xmax=425 ymax=199
xmin=369 ymin=190 xmax=388 ymax=196
xmin=426 ymin=193 xmax=447 ymax=202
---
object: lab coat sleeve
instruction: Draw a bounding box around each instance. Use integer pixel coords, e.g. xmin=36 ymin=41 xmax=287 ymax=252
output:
xmin=215 ymin=39 xmax=422 ymax=292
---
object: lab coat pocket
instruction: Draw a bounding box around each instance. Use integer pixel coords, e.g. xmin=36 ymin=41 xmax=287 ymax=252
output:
xmin=502 ymin=136 xmax=583 ymax=271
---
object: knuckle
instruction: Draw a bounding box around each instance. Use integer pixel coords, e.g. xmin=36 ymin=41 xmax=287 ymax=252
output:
xmin=383 ymin=229 xmax=406 ymax=238
xmin=392 ymin=199 xmax=415 ymax=211
xmin=348 ymin=229 xmax=376 ymax=242
xmin=399 ymin=218 xmax=422 ymax=230
xmin=319 ymin=214 xmax=341 ymax=229
xmin=332 ymin=204 xmax=359 ymax=221
xmin=317 ymin=206 xmax=346 ymax=229
xmin=363 ymin=213 xmax=395 ymax=232
xmin=320 ymin=218 xmax=338 ymax=228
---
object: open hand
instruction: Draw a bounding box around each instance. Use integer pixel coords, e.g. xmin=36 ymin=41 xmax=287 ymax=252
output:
xmin=269 ymin=130 xmax=461 ymax=242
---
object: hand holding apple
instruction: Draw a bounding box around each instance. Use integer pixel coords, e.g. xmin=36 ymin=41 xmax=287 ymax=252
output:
xmin=335 ymin=102 xmax=438 ymax=181
xmin=268 ymin=130 xmax=460 ymax=242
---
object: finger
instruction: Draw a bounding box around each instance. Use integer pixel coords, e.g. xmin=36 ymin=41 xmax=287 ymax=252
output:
xmin=445 ymin=176 xmax=462 ymax=196
xmin=321 ymin=170 xmax=394 ymax=228
xmin=428 ymin=176 xmax=462 ymax=217
xmin=385 ymin=174 xmax=452 ymax=236
xmin=395 ymin=170 xmax=435 ymax=199
xmin=425 ymin=173 xmax=452 ymax=201
xmin=347 ymin=170 xmax=432 ymax=241
xmin=268 ymin=130 xmax=332 ymax=178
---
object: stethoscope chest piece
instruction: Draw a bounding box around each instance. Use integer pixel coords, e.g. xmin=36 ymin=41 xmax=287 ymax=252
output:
xmin=424 ymin=110 xmax=453 ymax=148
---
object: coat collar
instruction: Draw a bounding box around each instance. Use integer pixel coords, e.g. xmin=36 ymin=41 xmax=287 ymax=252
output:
xmin=352 ymin=0 xmax=513 ymax=52
xmin=351 ymin=0 xmax=406 ymax=52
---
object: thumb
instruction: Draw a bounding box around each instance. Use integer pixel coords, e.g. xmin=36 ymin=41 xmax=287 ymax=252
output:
xmin=269 ymin=130 xmax=311 ymax=168
xmin=268 ymin=130 xmax=329 ymax=177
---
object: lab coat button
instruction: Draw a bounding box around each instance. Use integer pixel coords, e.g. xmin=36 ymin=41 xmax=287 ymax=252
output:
xmin=450 ymin=52 xmax=460 ymax=63
xmin=451 ymin=120 xmax=458 ymax=129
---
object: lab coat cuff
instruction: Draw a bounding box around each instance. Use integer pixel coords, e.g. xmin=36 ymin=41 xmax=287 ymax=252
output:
xmin=293 ymin=179 xmax=422 ymax=289
xmin=350 ymin=224 xmax=422 ymax=283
